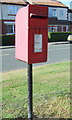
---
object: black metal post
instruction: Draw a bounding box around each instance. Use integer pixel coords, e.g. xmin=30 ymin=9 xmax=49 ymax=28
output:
xmin=28 ymin=64 xmax=33 ymax=120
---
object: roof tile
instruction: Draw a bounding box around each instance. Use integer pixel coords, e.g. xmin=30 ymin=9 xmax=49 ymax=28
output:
xmin=32 ymin=1 xmax=68 ymax=7
xmin=0 ymin=0 xmax=26 ymax=5
xmin=0 ymin=0 xmax=68 ymax=7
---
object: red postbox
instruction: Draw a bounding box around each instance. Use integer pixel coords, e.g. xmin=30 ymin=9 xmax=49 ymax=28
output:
xmin=15 ymin=4 xmax=48 ymax=64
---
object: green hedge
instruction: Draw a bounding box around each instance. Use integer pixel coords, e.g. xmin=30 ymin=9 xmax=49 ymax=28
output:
xmin=0 ymin=32 xmax=72 ymax=46
xmin=0 ymin=34 xmax=15 ymax=46
xmin=48 ymin=32 xmax=72 ymax=42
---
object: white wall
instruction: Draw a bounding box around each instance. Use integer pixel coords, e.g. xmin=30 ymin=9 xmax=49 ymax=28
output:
xmin=70 ymin=1 xmax=72 ymax=9
xmin=57 ymin=8 xmax=67 ymax=20
xmin=0 ymin=4 xmax=2 ymax=19
xmin=48 ymin=7 xmax=68 ymax=20
xmin=0 ymin=4 xmax=23 ymax=34
xmin=70 ymin=13 xmax=72 ymax=21
xmin=68 ymin=12 xmax=72 ymax=21
xmin=1 ymin=4 xmax=23 ymax=20
xmin=68 ymin=13 xmax=71 ymax=21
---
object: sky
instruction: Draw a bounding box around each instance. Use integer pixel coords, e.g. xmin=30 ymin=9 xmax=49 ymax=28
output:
xmin=59 ymin=0 xmax=72 ymax=8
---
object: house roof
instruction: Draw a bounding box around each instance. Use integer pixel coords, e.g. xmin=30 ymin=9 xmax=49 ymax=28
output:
xmin=0 ymin=0 xmax=26 ymax=5
xmin=0 ymin=0 xmax=68 ymax=8
xmin=27 ymin=0 xmax=68 ymax=8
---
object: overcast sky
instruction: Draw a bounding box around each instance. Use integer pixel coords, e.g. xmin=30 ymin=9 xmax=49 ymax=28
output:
xmin=59 ymin=0 xmax=72 ymax=8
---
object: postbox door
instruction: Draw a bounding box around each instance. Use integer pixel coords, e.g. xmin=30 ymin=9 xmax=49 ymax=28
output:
xmin=28 ymin=28 xmax=48 ymax=64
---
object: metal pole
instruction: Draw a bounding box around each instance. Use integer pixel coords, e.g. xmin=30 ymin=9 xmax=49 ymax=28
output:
xmin=28 ymin=64 xmax=33 ymax=120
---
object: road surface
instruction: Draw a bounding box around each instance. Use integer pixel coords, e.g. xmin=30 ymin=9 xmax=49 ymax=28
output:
xmin=0 ymin=43 xmax=71 ymax=72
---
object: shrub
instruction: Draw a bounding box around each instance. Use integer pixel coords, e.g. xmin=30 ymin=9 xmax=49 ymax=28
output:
xmin=0 ymin=34 xmax=15 ymax=46
xmin=48 ymin=32 xmax=72 ymax=42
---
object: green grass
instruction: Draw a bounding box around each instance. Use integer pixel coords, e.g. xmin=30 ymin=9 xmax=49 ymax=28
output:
xmin=2 ymin=62 xmax=71 ymax=118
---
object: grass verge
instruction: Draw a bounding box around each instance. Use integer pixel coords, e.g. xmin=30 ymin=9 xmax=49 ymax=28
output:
xmin=2 ymin=62 xmax=71 ymax=119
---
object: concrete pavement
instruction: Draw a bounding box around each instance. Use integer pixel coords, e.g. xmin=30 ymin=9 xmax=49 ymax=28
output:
xmin=0 ymin=41 xmax=69 ymax=49
xmin=0 ymin=46 xmax=15 ymax=49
